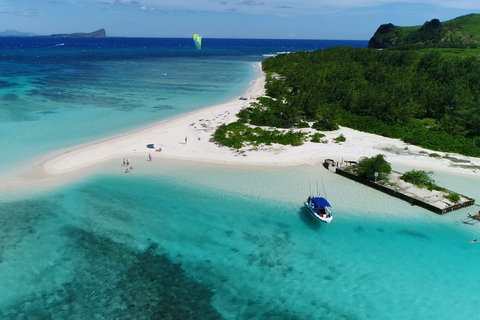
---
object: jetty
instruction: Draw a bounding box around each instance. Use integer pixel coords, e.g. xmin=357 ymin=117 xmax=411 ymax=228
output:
xmin=326 ymin=160 xmax=475 ymax=214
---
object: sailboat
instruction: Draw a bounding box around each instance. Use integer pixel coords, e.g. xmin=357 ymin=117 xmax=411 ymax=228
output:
xmin=304 ymin=181 xmax=333 ymax=223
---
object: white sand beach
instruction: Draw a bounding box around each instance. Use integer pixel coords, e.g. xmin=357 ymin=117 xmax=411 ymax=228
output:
xmin=3 ymin=62 xmax=480 ymax=195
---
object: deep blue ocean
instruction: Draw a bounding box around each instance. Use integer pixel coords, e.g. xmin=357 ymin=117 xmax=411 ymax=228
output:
xmin=2 ymin=37 xmax=480 ymax=320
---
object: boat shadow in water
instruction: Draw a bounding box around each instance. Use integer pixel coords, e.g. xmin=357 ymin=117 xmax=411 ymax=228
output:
xmin=298 ymin=207 xmax=322 ymax=231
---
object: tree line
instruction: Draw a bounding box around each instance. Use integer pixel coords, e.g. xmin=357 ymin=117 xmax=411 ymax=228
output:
xmin=236 ymin=46 xmax=480 ymax=156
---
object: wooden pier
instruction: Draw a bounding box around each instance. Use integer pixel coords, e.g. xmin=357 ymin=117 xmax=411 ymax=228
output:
xmin=334 ymin=166 xmax=475 ymax=214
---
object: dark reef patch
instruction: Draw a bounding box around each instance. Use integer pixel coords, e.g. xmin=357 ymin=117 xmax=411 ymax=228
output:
xmin=27 ymin=84 xmax=142 ymax=111
xmin=398 ymin=229 xmax=431 ymax=240
xmin=0 ymin=227 xmax=224 ymax=319
xmin=152 ymin=104 xmax=175 ymax=112
xmin=37 ymin=110 xmax=57 ymax=115
xmin=0 ymin=80 xmax=16 ymax=89
xmin=0 ymin=93 xmax=19 ymax=101
xmin=0 ymin=198 xmax=56 ymax=255
xmin=243 ymin=225 xmax=295 ymax=277
xmin=354 ymin=226 xmax=364 ymax=233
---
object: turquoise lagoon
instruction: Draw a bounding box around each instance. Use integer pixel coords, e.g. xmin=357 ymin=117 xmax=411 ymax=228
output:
xmin=1 ymin=38 xmax=479 ymax=319
xmin=1 ymin=162 xmax=480 ymax=319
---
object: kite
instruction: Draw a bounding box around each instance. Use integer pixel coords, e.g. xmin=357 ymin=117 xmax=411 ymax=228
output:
xmin=193 ymin=34 xmax=202 ymax=50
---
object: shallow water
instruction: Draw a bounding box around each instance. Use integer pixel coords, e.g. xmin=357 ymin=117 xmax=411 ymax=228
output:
xmin=0 ymin=56 xmax=253 ymax=172
xmin=2 ymin=37 xmax=479 ymax=319
xmin=0 ymin=37 xmax=367 ymax=171
xmin=1 ymin=162 xmax=479 ymax=319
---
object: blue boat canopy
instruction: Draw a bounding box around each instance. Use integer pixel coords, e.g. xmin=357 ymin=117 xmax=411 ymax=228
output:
xmin=312 ymin=197 xmax=331 ymax=207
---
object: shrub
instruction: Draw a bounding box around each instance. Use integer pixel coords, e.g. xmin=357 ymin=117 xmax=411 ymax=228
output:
xmin=356 ymin=154 xmax=392 ymax=181
xmin=312 ymin=119 xmax=339 ymax=131
xmin=213 ymin=122 xmax=308 ymax=148
xmin=400 ymin=169 xmax=443 ymax=190
xmin=213 ymin=122 xmax=246 ymax=149
xmin=237 ymin=108 xmax=251 ymax=123
xmin=334 ymin=134 xmax=346 ymax=143
xmin=296 ymin=121 xmax=310 ymax=128
xmin=311 ymin=132 xmax=326 ymax=143
xmin=444 ymin=192 xmax=460 ymax=203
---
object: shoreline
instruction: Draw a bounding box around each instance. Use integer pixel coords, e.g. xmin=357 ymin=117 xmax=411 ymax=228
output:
xmin=3 ymin=61 xmax=480 ymax=197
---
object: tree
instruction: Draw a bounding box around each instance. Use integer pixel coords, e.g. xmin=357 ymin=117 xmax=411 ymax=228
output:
xmin=356 ymin=154 xmax=392 ymax=181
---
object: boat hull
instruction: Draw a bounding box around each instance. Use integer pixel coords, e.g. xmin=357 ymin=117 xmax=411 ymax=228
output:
xmin=304 ymin=202 xmax=333 ymax=223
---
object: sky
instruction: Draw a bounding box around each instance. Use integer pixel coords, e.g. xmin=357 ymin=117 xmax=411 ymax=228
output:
xmin=1 ymin=0 xmax=480 ymax=39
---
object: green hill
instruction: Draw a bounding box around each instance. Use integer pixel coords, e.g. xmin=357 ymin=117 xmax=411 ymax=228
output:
xmin=224 ymin=47 xmax=480 ymax=156
xmin=369 ymin=14 xmax=480 ymax=49
xmin=51 ymin=28 xmax=106 ymax=38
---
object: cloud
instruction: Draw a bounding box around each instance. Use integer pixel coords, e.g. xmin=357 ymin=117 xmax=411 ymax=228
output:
xmin=14 ymin=10 xmax=37 ymax=17
xmin=94 ymin=0 xmax=480 ymax=17
xmin=114 ymin=0 xmax=141 ymax=5
xmin=105 ymin=0 xmax=166 ymax=13
xmin=304 ymin=0 xmax=480 ymax=10
xmin=141 ymin=6 xmax=166 ymax=13
xmin=235 ymin=0 xmax=265 ymax=5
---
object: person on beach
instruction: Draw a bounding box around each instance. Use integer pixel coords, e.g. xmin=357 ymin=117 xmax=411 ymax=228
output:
xmin=126 ymin=158 xmax=130 ymax=166
xmin=123 ymin=158 xmax=125 ymax=166
xmin=185 ymin=136 xmax=188 ymax=144
xmin=148 ymin=153 xmax=152 ymax=161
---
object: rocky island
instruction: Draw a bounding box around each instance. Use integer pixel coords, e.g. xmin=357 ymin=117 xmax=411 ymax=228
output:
xmin=51 ymin=28 xmax=106 ymax=38
xmin=369 ymin=13 xmax=480 ymax=49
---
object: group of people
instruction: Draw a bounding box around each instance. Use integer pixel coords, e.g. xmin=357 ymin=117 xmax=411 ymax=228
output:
xmin=122 ymin=151 xmax=157 ymax=173
xmin=123 ymin=158 xmax=132 ymax=173
xmin=122 ymin=137 xmax=186 ymax=174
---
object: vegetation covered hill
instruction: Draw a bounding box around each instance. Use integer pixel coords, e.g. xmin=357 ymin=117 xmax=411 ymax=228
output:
xmin=369 ymin=14 xmax=480 ymax=49
xmin=213 ymin=14 xmax=480 ymax=156
xmin=232 ymin=47 xmax=480 ymax=156
xmin=51 ymin=29 xmax=106 ymax=38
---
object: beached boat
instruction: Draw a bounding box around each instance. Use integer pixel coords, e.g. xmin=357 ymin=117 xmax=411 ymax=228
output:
xmin=304 ymin=196 xmax=333 ymax=223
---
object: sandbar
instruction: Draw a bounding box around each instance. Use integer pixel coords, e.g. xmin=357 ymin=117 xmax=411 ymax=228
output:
xmin=3 ymin=62 xmax=480 ymax=196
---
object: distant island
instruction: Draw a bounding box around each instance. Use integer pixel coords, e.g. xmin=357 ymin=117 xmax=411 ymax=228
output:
xmin=0 ymin=29 xmax=36 ymax=37
xmin=369 ymin=13 xmax=480 ymax=49
xmin=51 ymin=28 xmax=106 ymax=38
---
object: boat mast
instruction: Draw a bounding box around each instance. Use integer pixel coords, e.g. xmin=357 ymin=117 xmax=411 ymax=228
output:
xmin=322 ymin=178 xmax=327 ymax=199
